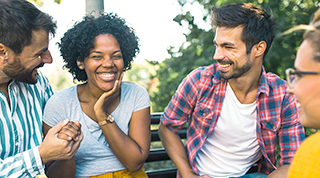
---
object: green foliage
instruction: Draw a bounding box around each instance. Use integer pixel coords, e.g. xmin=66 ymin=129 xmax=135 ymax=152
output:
xmin=28 ymin=0 xmax=43 ymax=6
xmin=150 ymin=0 xmax=319 ymax=112
xmin=54 ymin=0 xmax=62 ymax=4
xmin=305 ymin=127 xmax=319 ymax=137
xmin=124 ymin=60 xmax=156 ymax=91
xmin=263 ymin=0 xmax=318 ymax=78
xmin=150 ymin=20 xmax=215 ymax=112
xmin=41 ymin=67 xmax=74 ymax=93
xmin=28 ymin=0 xmax=62 ymax=7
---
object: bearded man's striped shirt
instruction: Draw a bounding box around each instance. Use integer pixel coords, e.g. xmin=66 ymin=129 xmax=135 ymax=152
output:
xmin=0 ymin=71 xmax=53 ymax=178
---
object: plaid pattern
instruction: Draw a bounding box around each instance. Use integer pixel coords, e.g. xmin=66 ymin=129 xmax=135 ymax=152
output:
xmin=161 ymin=63 xmax=305 ymax=177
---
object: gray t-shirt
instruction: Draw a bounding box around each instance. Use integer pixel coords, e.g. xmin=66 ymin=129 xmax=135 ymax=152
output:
xmin=43 ymin=82 xmax=150 ymax=177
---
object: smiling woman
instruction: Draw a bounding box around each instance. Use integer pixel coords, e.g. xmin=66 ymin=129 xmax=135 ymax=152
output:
xmin=285 ymin=8 xmax=320 ymax=178
xmin=77 ymin=34 xmax=124 ymax=92
xmin=41 ymin=13 xmax=151 ymax=178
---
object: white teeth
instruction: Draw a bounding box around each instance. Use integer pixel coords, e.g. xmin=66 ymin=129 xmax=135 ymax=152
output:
xmin=220 ymin=64 xmax=231 ymax=67
xmin=99 ymin=73 xmax=114 ymax=77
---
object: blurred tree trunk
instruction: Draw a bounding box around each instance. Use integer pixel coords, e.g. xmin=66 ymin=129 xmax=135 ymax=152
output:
xmin=85 ymin=0 xmax=104 ymax=17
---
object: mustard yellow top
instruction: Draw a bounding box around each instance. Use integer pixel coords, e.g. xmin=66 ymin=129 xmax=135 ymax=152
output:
xmin=288 ymin=132 xmax=320 ymax=178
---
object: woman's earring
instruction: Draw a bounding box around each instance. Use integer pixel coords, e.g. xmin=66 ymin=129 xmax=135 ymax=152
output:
xmin=77 ymin=60 xmax=84 ymax=70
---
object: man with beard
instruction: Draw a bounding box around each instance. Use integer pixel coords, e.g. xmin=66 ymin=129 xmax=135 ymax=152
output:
xmin=158 ymin=3 xmax=305 ymax=178
xmin=0 ymin=0 xmax=83 ymax=177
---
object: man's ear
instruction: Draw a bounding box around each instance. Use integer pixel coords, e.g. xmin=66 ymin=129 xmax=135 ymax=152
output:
xmin=0 ymin=43 xmax=9 ymax=63
xmin=253 ymin=41 xmax=267 ymax=58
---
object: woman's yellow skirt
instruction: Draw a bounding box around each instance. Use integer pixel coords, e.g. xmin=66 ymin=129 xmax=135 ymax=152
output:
xmin=89 ymin=167 xmax=148 ymax=178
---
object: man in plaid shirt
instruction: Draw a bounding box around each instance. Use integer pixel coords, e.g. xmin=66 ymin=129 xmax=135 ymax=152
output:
xmin=159 ymin=3 xmax=305 ymax=178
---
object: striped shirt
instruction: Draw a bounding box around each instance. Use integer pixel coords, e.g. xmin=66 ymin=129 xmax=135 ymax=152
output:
xmin=0 ymin=71 xmax=53 ymax=178
xmin=161 ymin=63 xmax=305 ymax=177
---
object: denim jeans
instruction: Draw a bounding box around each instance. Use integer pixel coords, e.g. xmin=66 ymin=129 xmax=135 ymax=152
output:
xmin=236 ymin=172 xmax=268 ymax=178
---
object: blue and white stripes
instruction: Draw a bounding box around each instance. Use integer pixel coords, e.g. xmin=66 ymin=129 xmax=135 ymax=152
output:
xmin=0 ymin=71 xmax=53 ymax=178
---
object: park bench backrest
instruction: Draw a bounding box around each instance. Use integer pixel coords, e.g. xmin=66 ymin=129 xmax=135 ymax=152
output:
xmin=145 ymin=112 xmax=187 ymax=178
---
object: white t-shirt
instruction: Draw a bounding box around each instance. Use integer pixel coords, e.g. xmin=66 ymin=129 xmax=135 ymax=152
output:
xmin=196 ymin=83 xmax=262 ymax=177
xmin=43 ymin=82 xmax=150 ymax=177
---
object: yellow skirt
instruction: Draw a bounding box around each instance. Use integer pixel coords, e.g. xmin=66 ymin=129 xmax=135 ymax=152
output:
xmin=89 ymin=167 xmax=148 ymax=178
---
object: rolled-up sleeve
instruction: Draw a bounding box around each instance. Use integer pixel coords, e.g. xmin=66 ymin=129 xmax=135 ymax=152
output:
xmin=278 ymin=93 xmax=305 ymax=165
xmin=161 ymin=69 xmax=202 ymax=132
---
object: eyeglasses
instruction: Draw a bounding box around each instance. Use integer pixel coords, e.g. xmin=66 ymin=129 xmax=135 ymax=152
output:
xmin=285 ymin=68 xmax=320 ymax=89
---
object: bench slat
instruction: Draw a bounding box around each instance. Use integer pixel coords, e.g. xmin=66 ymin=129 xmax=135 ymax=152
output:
xmin=151 ymin=129 xmax=187 ymax=142
xmin=146 ymin=168 xmax=177 ymax=178
xmin=146 ymin=113 xmax=184 ymax=177
xmin=146 ymin=148 xmax=169 ymax=162
xmin=150 ymin=113 xmax=162 ymax=124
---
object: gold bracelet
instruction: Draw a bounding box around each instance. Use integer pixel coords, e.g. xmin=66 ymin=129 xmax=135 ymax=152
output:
xmin=98 ymin=114 xmax=114 ymax=126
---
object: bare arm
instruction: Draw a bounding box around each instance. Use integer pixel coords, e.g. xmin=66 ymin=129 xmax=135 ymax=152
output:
xmin=267 ymin=165 xmax=289 ymax=178
xmin=158 ymin=122 xmax=209 ymax=178
xmin=98 ymin=107 xmax=151 ymax=173
xmin=93 ymin=75 xmax=151 ymax=172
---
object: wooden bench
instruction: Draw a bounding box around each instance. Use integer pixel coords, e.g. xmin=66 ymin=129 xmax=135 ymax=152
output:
xmin=145 ymin=113 xmax=187 ymax=178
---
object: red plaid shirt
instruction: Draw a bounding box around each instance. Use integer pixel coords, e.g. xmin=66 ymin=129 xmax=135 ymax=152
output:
xmin=161 ymin=63 xmax=305 ymax=177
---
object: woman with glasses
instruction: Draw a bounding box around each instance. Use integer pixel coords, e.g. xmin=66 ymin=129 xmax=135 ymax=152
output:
xmin=286 ymin=8 xmax=320 ymax=178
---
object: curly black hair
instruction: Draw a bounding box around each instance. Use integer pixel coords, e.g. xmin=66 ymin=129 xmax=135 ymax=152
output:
xmin=58 ymin=13 xmax=140 ymax=82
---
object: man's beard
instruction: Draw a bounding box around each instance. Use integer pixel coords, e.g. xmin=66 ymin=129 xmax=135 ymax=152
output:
xmin=219 ymin=55 xmax=252 ymax=80
xmin=3 ymin=57 xmax=44 ymax=84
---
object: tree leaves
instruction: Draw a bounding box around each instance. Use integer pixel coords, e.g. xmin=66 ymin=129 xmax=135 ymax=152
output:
xmin=150 ymin=0 xmax=319 ymax=112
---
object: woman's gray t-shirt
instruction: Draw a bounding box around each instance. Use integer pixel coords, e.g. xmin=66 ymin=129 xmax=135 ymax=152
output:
xmin=43 ymin=82 xmax=150 ymax=177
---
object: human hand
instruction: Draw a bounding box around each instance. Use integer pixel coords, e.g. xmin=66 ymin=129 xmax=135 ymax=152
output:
xmin=39 ymin=119 xmax=84 ymax=164
xmin=57 ymin=121 xmax=81 ymax=141
xmin=182 ymin=171 xmax=212 ymax=178
xmin=181 ymin=170 xmax=212 ymax=178
xmin=94 ymin=73 xmax=123 ymax=120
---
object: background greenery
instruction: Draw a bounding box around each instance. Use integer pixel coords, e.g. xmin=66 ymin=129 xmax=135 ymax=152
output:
xmin=32 ymin=0 xmax=319 ymax=117
xmin=36 ymin=0 xmax=319 ymax=136
xmin=150 ymin=0 xmax=319 ymax=113
xmin=33 ymin=0 xmax=319 ymax=172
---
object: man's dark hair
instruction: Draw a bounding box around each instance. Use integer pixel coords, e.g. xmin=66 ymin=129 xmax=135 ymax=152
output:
xmin=211 ymin=3 xmax=275 ymax=58
xmin=0 ymin=0 xmax=57 ymax=54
